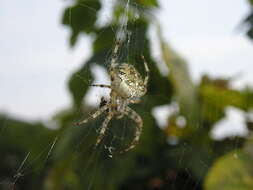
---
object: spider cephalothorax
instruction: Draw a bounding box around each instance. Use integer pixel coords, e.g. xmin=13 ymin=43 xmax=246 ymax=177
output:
xmin=76 ymin=40 xmax=149 ymax=154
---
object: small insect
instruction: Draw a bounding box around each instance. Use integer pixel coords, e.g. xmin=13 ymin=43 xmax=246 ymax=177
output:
xmin=76 ymin=40 xmax=149 ymax=154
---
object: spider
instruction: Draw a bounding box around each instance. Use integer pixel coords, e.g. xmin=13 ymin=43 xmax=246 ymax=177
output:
xmin=76 ymin=40 xmax=149 ymax=154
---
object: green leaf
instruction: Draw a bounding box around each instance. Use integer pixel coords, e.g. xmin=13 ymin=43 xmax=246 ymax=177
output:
xmin=157 ymin=25 xmax=199 ymax=129
xmin=205 ymin=150 xmax=253 ymax=190
xmin=93 ymin=26 xmax=115 ymax=55
xmin=199 ymin=77 xmax=253 ymax=125
xmin=62 ymin=0 xmax=101 ymax=46
xmin=241 ymin=87 xmax=253 ymax=111
xmin=200 ymin=83 xmax=242 ymax=124
xmin=244 ymin=135 xmax=253 ymax=159
xmin=134 ymin=0 xmax=159 ymax=8
xmin=68 ymin=64 xmax=94 ymax=107
xmin=0 ymin=114 xmax=55 ymax=155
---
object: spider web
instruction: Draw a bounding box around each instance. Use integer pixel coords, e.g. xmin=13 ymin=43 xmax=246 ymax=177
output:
xmin=0 ymin=0 xmax=250 ymax=190
xmin=69 ymin=0 xmax=153 ymax=154
xmin=0 ymin=0 xmax=146 ymax=189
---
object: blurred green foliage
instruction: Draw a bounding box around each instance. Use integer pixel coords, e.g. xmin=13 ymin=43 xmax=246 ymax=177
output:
xmin=205 ymin=150 xmax=253 ymax=190
xmin=244 ymin=0 xmax=253 ymax=39
xmin=1 ymin=0 xmax=253 ymax=190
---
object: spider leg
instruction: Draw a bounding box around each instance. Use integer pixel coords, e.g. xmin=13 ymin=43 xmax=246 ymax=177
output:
xmin=116 ymin=113 xmax=124 ymax=119
xmin=95 ymin=113 xmax=113 ymax=147
xmin=116 ymin=98 xmax=140 ymax=119
xmin=141 ymin=55 xmax=149 ymax=87
xmin=111 ymin=40 xmax=121 ymax=68
xmin=90 ymin=84 xmax=111 ymax=89
xmin=118 ymin=107 xmax=143 ymax=154
xmin=129 ymin=98 xmax=141 ymax=104
xmin=75 ymin=104 xmax=109 ymax=125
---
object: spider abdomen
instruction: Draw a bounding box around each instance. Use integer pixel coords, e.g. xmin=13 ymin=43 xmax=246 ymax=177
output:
xmin=113 ymin=63 xmax=146 ymax=98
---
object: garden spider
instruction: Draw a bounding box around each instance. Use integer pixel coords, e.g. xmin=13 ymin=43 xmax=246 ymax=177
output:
xmin=76 ymin=40 xmax=149 ymax=154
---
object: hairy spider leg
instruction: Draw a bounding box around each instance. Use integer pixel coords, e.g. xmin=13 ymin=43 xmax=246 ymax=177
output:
xmin=129 ymin=98 xmax=141 ymax=104
xmin=90 ymin=84 xmax=111 ymax=88
xmin=111 ymin=40 xmax=121 ymax=68
xmin=75 ymin=104 xmax=110 ymax=125
xmin=95 ymin=113 xmax=113 ymax=147
xmin=117 ymin=98 xmax=141 ymax=118
xmin=109 ymin=39 xmax=121 ymax=105
xmin=141 ymin=55 xmax=150 ymax=87
xmin=109 ymin=90 xmax=119 ymax=111
xmin=118 ymin=106 xmax=143 ymax=154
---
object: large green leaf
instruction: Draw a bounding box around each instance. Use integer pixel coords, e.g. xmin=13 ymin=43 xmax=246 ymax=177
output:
xmin=205 ymin=150 xmax=253 ymax=190
xmin=157 ymin=25 xmax=199 ymax=130
xmin=199 ymin=77 xmax=253 ymax=125
xmin=135 ymin=0 xmax=159 ymax=7
xmin=62 ymin=0 xmax=101 ymax=46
